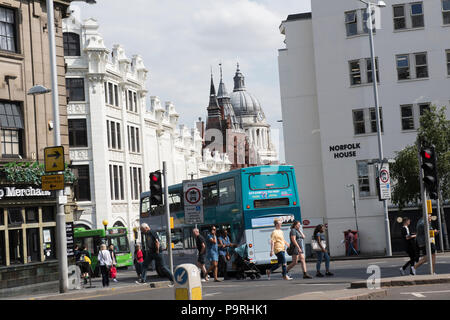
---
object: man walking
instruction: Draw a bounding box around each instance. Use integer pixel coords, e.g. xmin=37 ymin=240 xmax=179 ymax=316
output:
xmin=193 ymin=228 xmax=208 ymax=281
xmin=414 ymin=215 xmax=438 ymax=274
xmin=346 ymin=230 xmax=358 ymax=256
xmin=136 ymin=223 xmax=174 ymax=286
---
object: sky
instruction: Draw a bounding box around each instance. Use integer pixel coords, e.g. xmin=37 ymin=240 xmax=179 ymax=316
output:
xmin=73 ymin=0 xmax=312 ymax=162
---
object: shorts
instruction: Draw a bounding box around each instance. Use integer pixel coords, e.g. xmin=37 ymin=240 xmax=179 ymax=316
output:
xmin=418 ymin=243 xmax=436 ymax=255
xmin=198 ymin=253 xmax=206 ymax=265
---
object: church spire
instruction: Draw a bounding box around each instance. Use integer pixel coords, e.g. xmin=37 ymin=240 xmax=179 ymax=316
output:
xmin=233 ymin=62 xmax=245 ymax=92
xmin=217 ymin=62 xmax=229 ymax=98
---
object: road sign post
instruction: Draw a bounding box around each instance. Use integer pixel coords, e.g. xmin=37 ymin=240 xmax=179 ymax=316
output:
xmin=162 ymin=161 xmax=173 ymax=276
xmin=183 ymin=180 xmax=204 ymax=225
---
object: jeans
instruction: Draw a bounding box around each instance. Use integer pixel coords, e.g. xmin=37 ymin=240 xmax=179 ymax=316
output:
xmin=316 ymin=251 xmax=330 ymax=272
xmin=270 ymin=251 xmax=287 ymax=277
xmin=218 ymin=254 xmax=228 ymax=278
xmin=141 ymin=252 xmax=174 ymax=282
xmin=135 ymin=261 xmax=143 ymax=276
xmin=347 ymin=242 xmax=358 ymax=256
xmin=100 ymin=265 xmax=109 ymax=287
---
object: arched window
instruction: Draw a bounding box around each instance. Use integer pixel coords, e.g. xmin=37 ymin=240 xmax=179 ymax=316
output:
xmin=113 ymin=221 xmax=125 ymax=228
xmin=63 ymin=32 xmax=80 ymax=56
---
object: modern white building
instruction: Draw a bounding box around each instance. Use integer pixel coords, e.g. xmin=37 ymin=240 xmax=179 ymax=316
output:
xmin=278 ymin=0 xmax=450 ymax=256
xmin=63 ymin=12 xmax=230 ymax=234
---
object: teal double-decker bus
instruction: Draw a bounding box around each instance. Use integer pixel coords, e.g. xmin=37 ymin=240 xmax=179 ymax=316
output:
xmin=139 ymin=165 xmax=301 ymax=270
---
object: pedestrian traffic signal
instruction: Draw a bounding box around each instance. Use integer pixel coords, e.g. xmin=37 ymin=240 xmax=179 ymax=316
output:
xmin=420 ymin=146 xmax=438 ymax=200
xmin=150 ymin=171 xmax=163 ymax=206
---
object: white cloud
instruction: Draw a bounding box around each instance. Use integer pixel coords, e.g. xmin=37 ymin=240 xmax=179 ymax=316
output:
xmin=75 ymin=0 xmax=311 ymax=162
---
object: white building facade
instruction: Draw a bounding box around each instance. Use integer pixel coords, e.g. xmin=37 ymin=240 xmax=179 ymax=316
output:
xmin=63 ymin=13 xmax=229 ymax=233
xmin=278 ymin=0 xmax=450 ymax=256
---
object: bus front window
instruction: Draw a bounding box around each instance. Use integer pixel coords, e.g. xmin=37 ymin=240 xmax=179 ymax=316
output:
xmin=108 ymin=235 xmax=130 ymax=253
xmin=141 ymin=196 xmax=150 ymax=217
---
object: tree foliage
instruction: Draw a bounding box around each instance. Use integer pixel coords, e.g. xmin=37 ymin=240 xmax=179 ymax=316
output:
xmin=391 ymin=105 xmax=450 ymax=208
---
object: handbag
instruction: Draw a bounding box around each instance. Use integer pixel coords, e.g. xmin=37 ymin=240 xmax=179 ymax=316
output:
xmin=286 ymin=243 xmax=295 ymax=256
xmin=311 ymin=239 xmax=327 ymax=251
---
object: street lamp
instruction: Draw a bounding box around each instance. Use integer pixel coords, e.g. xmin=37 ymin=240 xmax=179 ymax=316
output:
xmin=355 ymin=0 xmax=391 ymax=257
xmin=45 ymin=0 xmax=97 ymax=293
xmin=102 ymin=220 xmax=108 ymax=232
xmin=133 ymin=227 xmax=139 ymax=245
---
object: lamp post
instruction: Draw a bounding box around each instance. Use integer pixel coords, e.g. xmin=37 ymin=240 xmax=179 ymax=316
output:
xmin=133 ymin=227 xmax=139 ymax=245
xmin=44 ymin=0 xmax=97 ymax=293
xmin=356 ymin=0 xmax=391 ymax=256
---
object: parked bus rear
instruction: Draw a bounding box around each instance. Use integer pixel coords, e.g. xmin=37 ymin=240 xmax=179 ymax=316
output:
xmin=241 ymin=165 xmax=301 ymax=266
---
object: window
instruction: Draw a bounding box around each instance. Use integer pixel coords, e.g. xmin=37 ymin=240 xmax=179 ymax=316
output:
xmin=109 ymin=164 xmax=124 ymax=200
xmin=9 ymin=229 xmax=23 ymax=264
xmin=68 ymin=119 xmax=88 ymax=147
xmin=349 ymin=60 xmax=361 ymax=85
xmin=73 ymin=165 xmax=91 ymax=201
xmin=130 ymin=166 xmax=142 ymax=200
xmin=396 ymin=55 xmax=410 ymax=80
xmin=0 ymin=101 xmax=23 ymax=157
xmin=126 ymin=90 xmax=138 ymax=113
xmin=127 ymin=125 xmax=140 ymax=153
xmin=249 ymin=172 xmax=289 ymax=190
xmin=0 ymin=209 xmax=3 ymax=225
xmin=345 ymin=11 xmax=358 ymax=36
xmin=25 ymin=207 xmax=38 ymax=223
xmin=443 ymin=0 xmax=450 ymax=24
xmin=415 ymin=53 xmax=428 ymax=78
xmin=63 ymin=32 xmax=80 ymax=56
xmin=393 ymin=2 xmax=424 ymax=30
xmin=369 ymin=107 xmax=383 ymax=133
xmin=399 ymin=103 xmax=430 ymax=131
xmin=0 ymin=6 xmax=16 ymax=52
xmin=219 ymin=178 xmax=236 ymax=205
xmin=393 ymin=5 xmax=406 ymax=30
xmin=410 ymin=3 xmax=424 ymax=28
xmin=105 ymin=82 xmax=119 ymax=107
xmin=42 ymin=206 xmax=55 ymax=222
xmin=0 ymin=230 xmax=5 ymax=265
xmin=361 ymin=8 xmax=376 ymax=34
xmin=357 ymin=161 xmax=370 ymax=197
xmin=168 ymin=191 xmax=182 ymax=212
xmin=203 ymin=182 xmax=218 ymax=206
xmin=107 ymin=120 xmax=122 ymax=150
xmin=7 ymin=208 xmax=22 ymax=226
xmin=447 ymin=50 xmax=450 ymax=76
xmin=366 ymin=58 xmax=379 ymax=83
xmin=66 ymin=78 xmax=85 ymax=102
xmin=353 ymin=110 xmax=366 ymax=134
xmin=401 ymin=105 xmax=414 ymax=130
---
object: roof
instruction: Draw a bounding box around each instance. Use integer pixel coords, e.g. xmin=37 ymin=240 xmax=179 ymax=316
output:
xmin=285 ymin=12 xmax=312 ymax=22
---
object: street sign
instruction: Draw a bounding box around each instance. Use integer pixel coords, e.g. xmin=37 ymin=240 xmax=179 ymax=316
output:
xmin=378 ymin=162 xmax=391 ymax=200
xmin=41 ymin=174 xmax=64 ymax=191
xmin=44 ymin=146 xmax=65 ymax=172
xmin=183 ymin=180 xmax=203 ymax=224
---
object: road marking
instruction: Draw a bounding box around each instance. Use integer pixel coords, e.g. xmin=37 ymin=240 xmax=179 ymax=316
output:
xmin=411 ymin=293 xmax=426 ymax=298
xmin=204 ymin=292 xmax=222 ymax=297
xmin=401 ymin=289 xmax=450 ymax=295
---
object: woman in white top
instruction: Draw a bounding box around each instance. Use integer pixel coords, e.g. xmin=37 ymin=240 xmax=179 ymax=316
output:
xmin=98 ymin=243 xmax=113 ymax=287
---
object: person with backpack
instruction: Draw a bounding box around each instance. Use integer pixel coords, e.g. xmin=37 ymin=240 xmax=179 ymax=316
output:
xmin=136 ymin=223 xmax=174 ymax=286
xmin=78 ymin=245 xmax=92 ymax=284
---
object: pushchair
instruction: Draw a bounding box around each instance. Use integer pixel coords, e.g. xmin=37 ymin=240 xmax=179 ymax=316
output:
xmin=233 ymin=244 xmax=261 ymax=280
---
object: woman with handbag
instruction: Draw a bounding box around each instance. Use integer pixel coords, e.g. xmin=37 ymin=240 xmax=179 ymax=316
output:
xmin=287 ymin=220 xmax=312 ymax=279
xmin=98 ymin=243 xmax=113 ymax=287
xmin=312 ymin=224 xmax=333 ymax=277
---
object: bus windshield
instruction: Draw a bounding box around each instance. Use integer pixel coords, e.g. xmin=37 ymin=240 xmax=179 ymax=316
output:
xmin=249 ymin=171 xmax=289 ymax=190
xmin=108 ymin=235 xmax=130 ymax=253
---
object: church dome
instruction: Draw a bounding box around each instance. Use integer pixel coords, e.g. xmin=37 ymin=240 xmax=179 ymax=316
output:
xmin=229 ymin=64 xmax=262 ymax=117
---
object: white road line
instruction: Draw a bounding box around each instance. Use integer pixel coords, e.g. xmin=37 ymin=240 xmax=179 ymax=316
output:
xmin=411 ymin=293 xmax=426 ymax=298
xmin=401 ymin=289 xmax=450 ymax=295
xmin=203 ymin=292 xmax=222 ymax=297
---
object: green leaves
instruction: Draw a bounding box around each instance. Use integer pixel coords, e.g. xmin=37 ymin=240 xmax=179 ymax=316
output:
xmin=2 ymin=161 xmax=76 ymax=185
xmin=391 ymin=105 xmax=450 ymax=209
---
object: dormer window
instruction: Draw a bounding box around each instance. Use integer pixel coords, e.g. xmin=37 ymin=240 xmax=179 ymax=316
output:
xmin=63 ymin=32 xmax=80 ymax=56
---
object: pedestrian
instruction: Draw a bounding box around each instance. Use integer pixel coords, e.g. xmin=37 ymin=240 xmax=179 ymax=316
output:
xmin=266 ymin=218 xmax=292 ymax=281
xmin=134 ymin=243 xmax=144 ymax=280
xmin=193 ymin=228 xmax=208 ymax=282
xmin=312 ymin=224 xmax=333 ymax=277
xmin=79 ymin=245 xmax=92 ymax=282
xmin=218 ymin=228 xmax=234 ymax=280
xmin=136 ymin=223 xmax=174 ymax=286
xmin=205 ymin=225 xmax=221 ymax=282
xmin=109 ymin=244 xmax=118 ymax=282
xmin=286 ymin=220 xmax=312 ymax=279
xmin=74 ymin=244 xmax=80 ymax=261
xmin=346 ymin=230 xmax=358 ymax=256
xmin=414 ymin=215 xmax=439 ymax=274
xmin=399 ymin=218 xmax=418 ymax=276
xmin=98 ymin=243 xmax=113 ymax=287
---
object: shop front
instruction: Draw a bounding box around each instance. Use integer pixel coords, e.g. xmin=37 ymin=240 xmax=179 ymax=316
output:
xmin=0 ymin=184 xmax=72 ymax=297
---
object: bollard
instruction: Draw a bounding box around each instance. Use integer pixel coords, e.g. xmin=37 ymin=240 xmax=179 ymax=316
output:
xmin=174 ymin=263 xmax=202 ymax=300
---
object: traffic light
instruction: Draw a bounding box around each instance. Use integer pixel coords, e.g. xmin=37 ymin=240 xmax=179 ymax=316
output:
xmin=149 ymin=171 xmax=163 ymax=206
xmin=420 ymin=146 xmax=438 ymax=200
